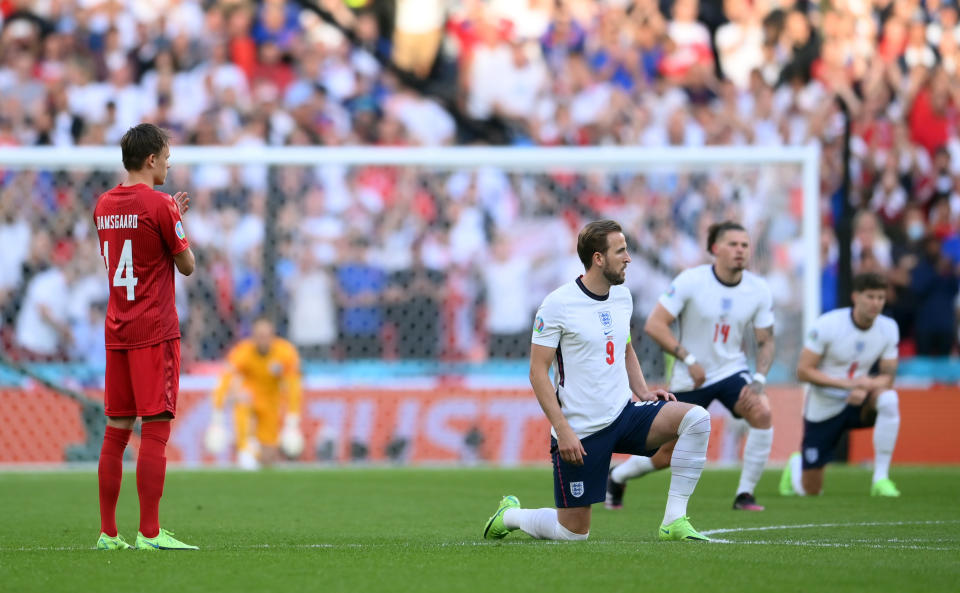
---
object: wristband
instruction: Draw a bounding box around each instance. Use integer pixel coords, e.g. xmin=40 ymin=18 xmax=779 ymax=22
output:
xmin=683 ymin=353 xmax=697 ymax=366
xmin=752 ymin=372 xmax=767 ymax=386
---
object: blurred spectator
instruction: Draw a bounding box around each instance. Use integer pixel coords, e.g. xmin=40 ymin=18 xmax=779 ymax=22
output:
xmin=384 ymin=240 xmax=445 ymax=360
xmin=288 ymin=248 xmax=337 ymax=359
xmin=715 ymin=0 xmax=764 ymax=90
xmin=888 ymin=206 xmax=927 ymax=345
xmin=852 ymin=209 xmax=893 ymax=272
xmin=911 ymin=235 xmax=959 ymax=355
xmin=335 ymin=236 xmax=385 ymax=358
xmin=482 ymin=235 xmax=533 ymax=359
xmin=14 ymin=256 xmax=74 ymax=360
xmin=71 ymin=300 xmax=107 ymax=369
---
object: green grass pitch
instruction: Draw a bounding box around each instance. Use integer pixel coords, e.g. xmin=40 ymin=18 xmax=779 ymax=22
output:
xmin=1 ymin=466 xmax=958 ymax=593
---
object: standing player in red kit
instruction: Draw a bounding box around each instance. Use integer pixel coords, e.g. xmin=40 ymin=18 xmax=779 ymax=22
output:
xmin=94 ymin=123 xmax=198 ymax=550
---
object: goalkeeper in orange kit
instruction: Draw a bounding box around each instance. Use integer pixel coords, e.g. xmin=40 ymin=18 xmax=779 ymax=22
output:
xmin=205 ymin=318 xmax=304 ymax=469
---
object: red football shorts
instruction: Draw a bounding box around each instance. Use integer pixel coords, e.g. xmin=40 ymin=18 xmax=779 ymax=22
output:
xmin=105 ymin=339 xmax=180 ymax=418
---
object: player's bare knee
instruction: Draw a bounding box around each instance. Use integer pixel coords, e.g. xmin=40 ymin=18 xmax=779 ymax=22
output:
xmin=748 ymin=401 xmax=773 ymax=429
xmin=143 ymin=411 xmax=174 ymax=423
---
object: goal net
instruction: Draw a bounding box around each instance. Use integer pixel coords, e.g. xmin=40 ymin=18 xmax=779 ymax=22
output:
xmin=0 ymin=145 xmax=819 ymax=466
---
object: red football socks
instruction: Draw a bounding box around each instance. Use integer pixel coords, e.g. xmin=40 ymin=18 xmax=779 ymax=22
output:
xmin=98 ymin=426 xmax=132 ymax=537
xmin=136 ymin=421 xmax=171 ymax=539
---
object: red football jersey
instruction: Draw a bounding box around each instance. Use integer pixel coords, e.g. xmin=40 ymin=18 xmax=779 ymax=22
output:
xmin=94 ymin=183 xmax=189 ymax=349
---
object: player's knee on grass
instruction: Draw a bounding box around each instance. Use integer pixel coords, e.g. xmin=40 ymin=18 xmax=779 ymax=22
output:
xmin=802 ymin=469 xmax=824 ymax=496
xmin=556 ymin=507 xmax=591 ymax=538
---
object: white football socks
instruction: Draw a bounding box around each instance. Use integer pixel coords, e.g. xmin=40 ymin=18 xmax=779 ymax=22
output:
xmin=790 ymin=451 xmax=806 ymax=496
xmin=663 ymin=406 xmax=711 ymax=526
xmin=736 ymin=427 xmax=773 ymax=496
xmin=502 ymin=508 xmax=588 ymax=540
xmin=872 ymin=390 xmax=900 ymax=484
xmin=611 ymin=455 xmax=655 ymax=483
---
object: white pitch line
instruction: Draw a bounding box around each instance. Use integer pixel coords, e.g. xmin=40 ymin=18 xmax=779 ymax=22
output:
xmin=702 ymin=520 xmax=960 ymax=551
xmin=708 ymin=539 xmax=956 ymax=551
xmin=701 ymin=519 xmax=960 ymax=536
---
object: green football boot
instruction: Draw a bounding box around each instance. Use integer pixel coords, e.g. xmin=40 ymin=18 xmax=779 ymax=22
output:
xmin=96 ymin=533 xmax=132 ymax=550
xmin=483 ymin=495 xmax=520 ymax=540
xmin=658 ymin=516 xmax=710 ymax=541
xmin=870 ymin=478 xmax=901 ymax=497
xmin=780 ymin=452 xmax=800 ymax=496
xmin=135 ymin=528 xmax=199 ymax=550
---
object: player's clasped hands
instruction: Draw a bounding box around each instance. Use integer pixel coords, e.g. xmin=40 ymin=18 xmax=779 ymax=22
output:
xmin=557 ymin=425 xmax=588 ymax=466
xmin=849 ymin=376 xmax=882 ymax=392
xmin=846 ymin=387 xmax=869 ymax=405
xmin=173 ymin=191 xmax=190 ymax=215
xmin=638 ymin=389 xmax=676 ymax=402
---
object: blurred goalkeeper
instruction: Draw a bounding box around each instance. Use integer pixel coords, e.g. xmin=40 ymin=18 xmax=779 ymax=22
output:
xmin=206 ymin=318 xmax=304 ymax=469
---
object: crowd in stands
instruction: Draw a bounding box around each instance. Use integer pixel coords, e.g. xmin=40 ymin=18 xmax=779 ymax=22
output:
xmin=1 ymin=0 xmax=960 ymax=369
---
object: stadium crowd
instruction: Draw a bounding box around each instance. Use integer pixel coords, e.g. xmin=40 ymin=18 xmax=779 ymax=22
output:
xmin=1 ymin=0 xmax=959 ymax=368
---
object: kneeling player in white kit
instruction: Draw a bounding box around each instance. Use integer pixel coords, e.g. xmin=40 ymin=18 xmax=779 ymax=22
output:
xmin=606 ymin=221 xmax=776 ymax=511
xmin=780 ymin=272 xmax=901 ymax=497
xmin=482 ymin=220 xmax=712 ymax=542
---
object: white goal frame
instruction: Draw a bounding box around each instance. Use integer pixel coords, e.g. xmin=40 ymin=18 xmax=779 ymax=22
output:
xmin=0 ymin=145 xmax=821 ymax=332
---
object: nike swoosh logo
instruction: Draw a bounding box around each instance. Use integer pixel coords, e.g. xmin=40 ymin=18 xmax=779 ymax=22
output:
xmin=603 ymin=330 xmax=612 ymax=335
xmin=661 ymin=529 xmax=669 ymax=535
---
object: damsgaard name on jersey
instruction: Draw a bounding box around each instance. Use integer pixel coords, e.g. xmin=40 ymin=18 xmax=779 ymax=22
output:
xmin=96 ymin=214 xmax=139 ymax=230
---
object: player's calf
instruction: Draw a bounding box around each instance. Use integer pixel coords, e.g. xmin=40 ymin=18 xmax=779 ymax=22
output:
xmin=660 ymin=406 xmax=710 ymax=537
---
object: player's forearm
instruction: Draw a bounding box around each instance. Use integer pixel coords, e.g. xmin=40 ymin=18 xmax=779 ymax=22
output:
xmin=174 ymin=246 xmax=195 ymax=276
xmin=645 ymin=319 xmax=686 ymax=359
xmin=870 ymin=373 xmax=895 ymax=391
xmin=755 ymin=337 xmax=775 ymax=377
xmin=529 ymin=367 xmax=572 ymax=434
xmin=797 ymin=365 xmax=852 ymax=391
xmin=625 ymin=345 xmax=649 ymax=397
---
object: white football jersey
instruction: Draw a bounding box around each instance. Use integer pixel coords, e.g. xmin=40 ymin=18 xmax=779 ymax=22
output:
xmin=531 ymin=278 xmax=633 ymax=439
xmin=802 ymin=308 xmax=899 ymax=422
xmin=659 ymin=265 xmax=774 ymax=392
